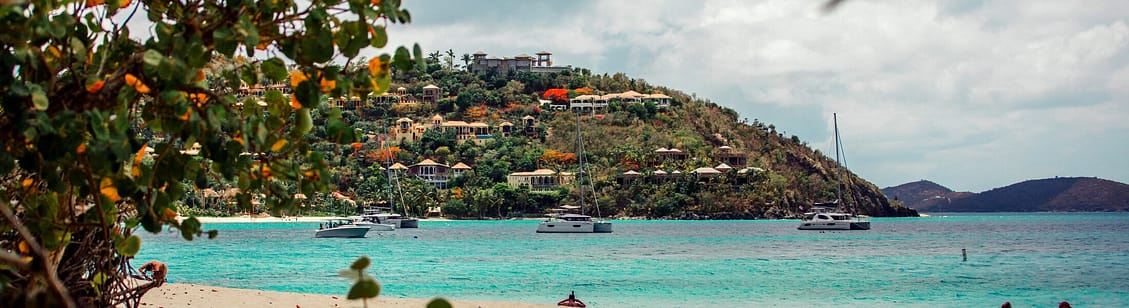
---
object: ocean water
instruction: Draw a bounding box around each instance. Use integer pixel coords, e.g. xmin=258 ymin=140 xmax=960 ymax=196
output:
xmin=136 ymin=213 xmax=1129 ymax=307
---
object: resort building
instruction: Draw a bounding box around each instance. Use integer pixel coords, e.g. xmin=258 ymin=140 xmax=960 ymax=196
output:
xmin=655 ymin=147 xmax=689 ymax=162
xmin=507 ymin=169 xmax=575 ymax=192
xmin=407 ymin=159 xmax=452 ymax=189
xmin=567 ymin=90 xmax=674 ymax=113
xmin=471 ymin=51 xmax=570 ymax=74
xmin=389 ymin=114 xmax=531 ymax=146
xmin=714 ymin=145 xmax=747 ymax=167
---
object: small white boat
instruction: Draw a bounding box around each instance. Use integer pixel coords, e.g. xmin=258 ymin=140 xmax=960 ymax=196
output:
xmin=315 ymin=219 xmax=371 ymax=238
xmin=798 ymin=206 xmax=870 ymax=230
xmin=537 ymin=213 xmax=613 ymax=233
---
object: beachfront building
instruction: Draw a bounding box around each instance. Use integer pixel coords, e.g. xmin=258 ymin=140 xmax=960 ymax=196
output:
xmin=471 ymin=51 xmax=570 ymax=75
xmin=507 ymin=169 xmax=575 ymax=192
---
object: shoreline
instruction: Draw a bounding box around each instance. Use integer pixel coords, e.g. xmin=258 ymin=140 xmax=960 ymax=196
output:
xmin=139 ymin=283 xmax=557 ymax=308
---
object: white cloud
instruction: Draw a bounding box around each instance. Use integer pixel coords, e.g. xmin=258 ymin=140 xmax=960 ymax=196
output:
xmin=396 ymin=0 xmax=1129 ymax=191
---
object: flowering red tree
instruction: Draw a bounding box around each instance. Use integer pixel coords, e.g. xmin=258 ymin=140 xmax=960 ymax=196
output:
xmin=542 ymin=88 xmax=569 ymax=103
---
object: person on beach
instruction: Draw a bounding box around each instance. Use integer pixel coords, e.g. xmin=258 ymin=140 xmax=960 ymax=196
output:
xmin=139 ymin=260 xmax=168 ymax=285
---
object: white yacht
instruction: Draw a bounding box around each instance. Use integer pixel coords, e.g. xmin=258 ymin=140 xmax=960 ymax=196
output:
xmin=315 ymin=219 xmax=371 ymax=238
xmin=798 ymin=206 xmax=870 ymax=230
xmin=537 ymin=213 xmax=613 ymax=233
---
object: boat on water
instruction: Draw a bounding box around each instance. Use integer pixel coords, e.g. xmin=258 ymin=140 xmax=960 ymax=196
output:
xmin=315 ymin=219 xmax=371 ymax=238
xmin=347 ymin=215 xmax=395 ymax=231
xmin=798 ymin=113 xmax=870 ymax=231
xmin=798 ymin=205 xmax=871 ymax=230
xmin=536 ymin=113 xmax=612 ymax=234
xmin=372 ymin=124 xmax=420 ymax=229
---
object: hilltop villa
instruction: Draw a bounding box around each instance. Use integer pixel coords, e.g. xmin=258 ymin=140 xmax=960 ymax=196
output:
xmin=471 ymin=51 xmax=570 ymax=74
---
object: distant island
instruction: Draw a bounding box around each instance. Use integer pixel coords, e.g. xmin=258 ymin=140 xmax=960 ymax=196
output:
xmin=882 ymin=177 xmax=1129 ymax=212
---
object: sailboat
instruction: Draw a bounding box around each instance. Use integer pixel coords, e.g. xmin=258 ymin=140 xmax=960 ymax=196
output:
xmin=798 ymin=113 xmax=871 ymax=231
xmin=536 ymin=112 xmax=612 ymax=233
xmin=363 ymin=125 xmax=419 ymax=229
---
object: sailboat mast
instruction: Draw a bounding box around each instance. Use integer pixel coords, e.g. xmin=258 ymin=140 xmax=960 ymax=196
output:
xmin=575 ymin=112 xmax=585 ymax=213
xmin=833 ymin=113 xmax=843 ymax=207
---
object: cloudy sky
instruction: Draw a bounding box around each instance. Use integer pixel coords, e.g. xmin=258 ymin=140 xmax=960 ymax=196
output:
xmin=384 ymin=0 xmax=1129 ymax=192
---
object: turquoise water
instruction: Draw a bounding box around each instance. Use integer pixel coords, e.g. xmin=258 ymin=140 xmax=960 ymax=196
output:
xmin=136 ymin=213 xmax=1129 ymax=307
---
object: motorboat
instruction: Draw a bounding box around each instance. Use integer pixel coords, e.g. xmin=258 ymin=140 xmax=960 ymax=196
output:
xmin=798 ymin=206 xmax=870 ymax=230
xmin=315 ymin=219 xmax=371 ymax=238
xmin=361 ymin=207 xmax=417 ymax=229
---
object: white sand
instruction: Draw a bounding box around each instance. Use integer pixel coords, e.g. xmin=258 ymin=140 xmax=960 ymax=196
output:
xmin=139 ymin=283 xmax=558 ymax=308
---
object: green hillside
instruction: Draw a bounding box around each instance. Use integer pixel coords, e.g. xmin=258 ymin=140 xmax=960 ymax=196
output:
xmin=226 ymin=52 xmax=918 ymax=219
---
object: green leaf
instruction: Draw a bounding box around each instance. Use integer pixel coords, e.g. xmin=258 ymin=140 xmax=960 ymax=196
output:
xmin=350 ymin=256 xmax=371 ymax=270
xmin=142 ymin=49 xmax=163 ymax=69
xmin=260 ymin=58 xmax=288 ymax=81
xmin=180 ymin=217 xmax=201 ymax=240
xmin=426 ymin=298 xmax=453 ymax=308
xmin=115 ymin=235 xmax=142 ymax=257
xmin=371 ymin=25 xmax=387 ymax=48
xmin=393 ymin=46 xmax=412 ymax=71
xmin=346 ymin=277 xmax=380 ymax=300
xmin=413 ymin=43 xmax=424 ymax=70
xmin=214 ymin=28 xmax=237 ymax=57
xmin=30 ymin=84 xmax=48 ymax=111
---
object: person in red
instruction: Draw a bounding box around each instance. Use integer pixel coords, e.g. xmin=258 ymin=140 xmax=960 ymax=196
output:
xmin=138 ymin=260 xmax=168 ymax=284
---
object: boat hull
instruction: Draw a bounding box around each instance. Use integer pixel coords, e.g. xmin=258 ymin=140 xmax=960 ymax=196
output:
xmin=536 ymin=221 xmax=613 ymax=233
xmin=797 ymin=220 xmax=870 ymax=230
xmin=354 ymin=222 xmax=395 ymax=231
xmin=398 ymin=218 xmax=419 ymax=228
xmin=315 ymin=226 xmax=371 ymax=238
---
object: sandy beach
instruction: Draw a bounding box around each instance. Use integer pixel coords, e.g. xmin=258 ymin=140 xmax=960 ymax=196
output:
xmin=139 ymin=283 xmax=558 ymax=308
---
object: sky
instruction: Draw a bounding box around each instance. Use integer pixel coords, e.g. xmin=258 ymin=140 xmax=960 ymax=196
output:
xmin=385 ymin=0 xmax=1129 ymax=192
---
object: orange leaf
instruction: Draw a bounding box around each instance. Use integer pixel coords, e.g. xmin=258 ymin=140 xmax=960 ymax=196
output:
xmin=290 ymin=95 xmax=302 ymax=109
xmin=289 ymin=71 xmax=308 ymax=88
xmin=132 ymin=143 xmax=147 ymax=178
xmin=100 ymin=178 xmax=122 ymax=202
xmin=367 ymin=57 xmax=383 ymax=76
xmin=77 ymin=143 xmax=86 ymax=154
xmin=86 ymin=80 xmax=104 ymax=93
xmin=162 ymin=208 xmax=178 ymax=220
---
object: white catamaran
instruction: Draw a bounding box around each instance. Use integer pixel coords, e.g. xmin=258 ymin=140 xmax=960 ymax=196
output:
xmin=798 ymin=113 xmax=871 ymax=231
xmin=537 ymin=112 xmax=612 ymax=233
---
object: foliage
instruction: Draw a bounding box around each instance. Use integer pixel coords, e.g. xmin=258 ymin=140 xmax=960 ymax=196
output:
xmin=542 ymin=88 xmax=568 ymax=103
xmin=0 ymin=0 xmax=422 ymax=306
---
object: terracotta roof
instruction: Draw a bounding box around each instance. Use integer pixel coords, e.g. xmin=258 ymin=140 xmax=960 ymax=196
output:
xmin=510 ymin=169 xmax=560 ymax=176
xmin=452 ymin=162 xmax=472 ymax=170
xmin=411 ymin=159 xmax=446 ymax=167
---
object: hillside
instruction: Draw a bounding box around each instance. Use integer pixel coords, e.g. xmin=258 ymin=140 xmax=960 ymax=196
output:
xmin=299 ymin=53 xmax=919 ymax=219
xmin=885 ymin=177 xmax=1129 ymax=212
xmin=881 ymin=180 xmax=973 ymax=211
